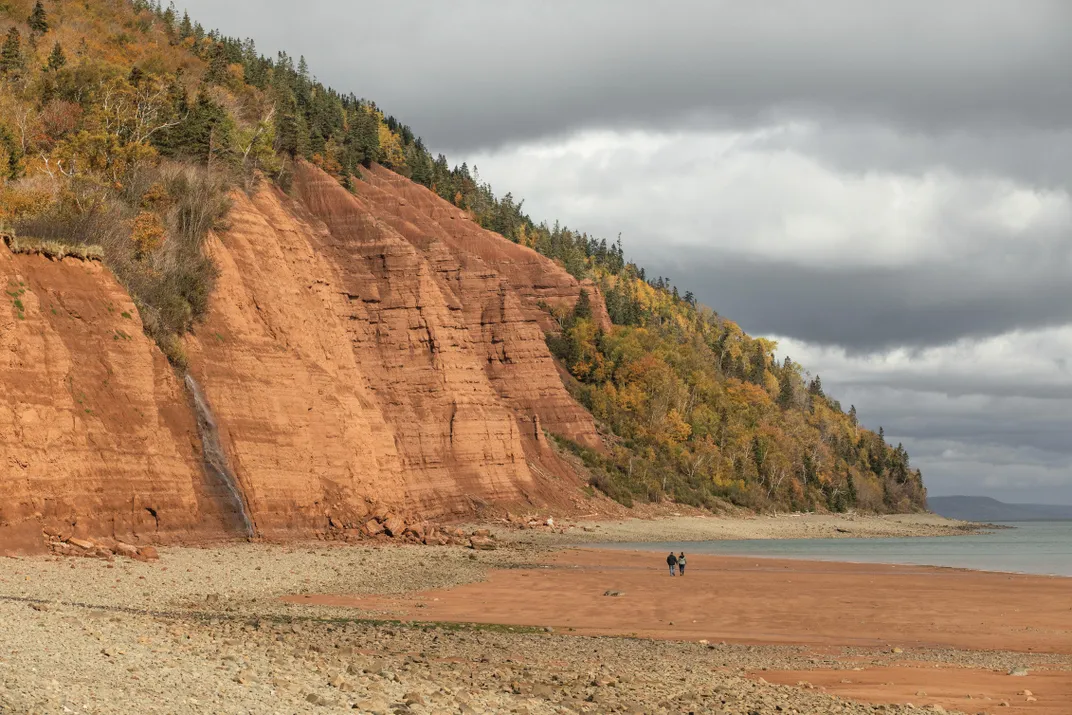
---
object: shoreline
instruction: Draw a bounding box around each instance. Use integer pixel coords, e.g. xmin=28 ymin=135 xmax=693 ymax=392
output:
xmin=486 ymin=511 xmax=989 ymax=547
xmin=585 ymin=547 xmax=1071 ymax=580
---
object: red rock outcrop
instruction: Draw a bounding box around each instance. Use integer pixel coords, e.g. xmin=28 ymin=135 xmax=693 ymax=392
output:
xmin=0 ymin=163 xmax=605 ymax=546
xmin=182 ymin=163 xmax=602 ymax=535
xmin=350 ymin=164 xmax=607 ymax=447
xmin=0 ymin=248 xmax=236 ymax=550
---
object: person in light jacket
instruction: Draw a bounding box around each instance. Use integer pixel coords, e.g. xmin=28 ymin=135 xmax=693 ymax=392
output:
xmin=677 ymin=552 xmax=687 ymax=575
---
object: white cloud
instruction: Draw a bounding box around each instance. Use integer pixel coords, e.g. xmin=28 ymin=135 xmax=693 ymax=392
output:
xmin=464 ymin=125 xmax=1071 ymax=270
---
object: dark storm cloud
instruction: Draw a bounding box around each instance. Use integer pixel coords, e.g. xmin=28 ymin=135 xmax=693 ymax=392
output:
xmin=827 ymin=381 xmax=1072 ymax=500
xmin=177 ymin=1 xmax=1072 ymax=154
xmin=753 ymin=124 xmax=1072 ymax=191
xmin=638 ymin=248 xmax=1072 ymax=353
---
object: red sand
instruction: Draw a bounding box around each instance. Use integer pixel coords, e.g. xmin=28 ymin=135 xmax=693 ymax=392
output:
xmin=285 ymin=549 xmax=1072 ymax=712
xmin=756 ymin=666 xmax=1070 ymax=715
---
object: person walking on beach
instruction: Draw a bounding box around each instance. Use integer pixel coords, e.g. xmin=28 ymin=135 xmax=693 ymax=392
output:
xmin=677 ymin=552 xmax=686 ymax=576
xmin=666 ymin=551 xmax=678 ymax=576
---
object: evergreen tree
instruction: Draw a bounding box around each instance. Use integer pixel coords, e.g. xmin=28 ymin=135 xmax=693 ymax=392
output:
xmin=46 ymin=41 xmax=65 ymax=71
xmin=205 ymin=43 xmax=229 ymax=84
xmin=153 ymin=91 xmax=226 ymax=162
xmin=573 ymin=289 xmax=592 ymax=321
xmin=27 ymin=1 xmax=48 ymax=37
xmin=0 ymin=125 xmax=22 ymax=180
xmin=179 ymin=11 xmax=192 ymax=39
xmin=275 ymin=94 xmax=308 ymax=158
xmin=0 ymin=27 xmax=23 ymax=75
xmin=807 ymin=374 xmax=824 ymax=397
xmin=778 ymin=358 xmax=796 ymax=408
xmin=346 ymin=109 xmax=379 ymax=166
xmin=162 ymin=1 xmax=176 ymax=36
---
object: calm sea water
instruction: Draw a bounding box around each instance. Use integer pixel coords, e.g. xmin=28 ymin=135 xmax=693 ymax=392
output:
xmin=595 ymin=521 xmax=1072 ymax=577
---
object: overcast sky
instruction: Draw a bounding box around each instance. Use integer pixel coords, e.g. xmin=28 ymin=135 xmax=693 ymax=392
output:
xmin=181 ymin=0 xmax=1072 ymax=503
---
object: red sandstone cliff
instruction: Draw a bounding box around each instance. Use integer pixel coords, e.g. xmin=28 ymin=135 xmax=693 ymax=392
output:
xmin=183 ymin=163 xmax=602 ymax=536
xmin=0 ymin=248 xmax=238 ymax=550
xmin=0 ymin=164 xmax=606 ymax=546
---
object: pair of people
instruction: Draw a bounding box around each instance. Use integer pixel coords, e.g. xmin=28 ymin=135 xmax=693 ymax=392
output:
xmin=666 ymin=551 xmax=686 ymax=575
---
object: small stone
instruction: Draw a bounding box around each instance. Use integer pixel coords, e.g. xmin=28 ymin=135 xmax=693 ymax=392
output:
xmin=112 ymin=542 xmax=139 ymax=558
xmin=136 ymin=546 xmax=159 ymax=561
xmin=1019 ymin=690 xmax=1033 ymax=696
xmin=891 ymin=647 xmax=903 ymax=654
xmin=469 ymin=535 xmax=497 ymax=550
xmin=1008 ymin=667 xmax=1029 ymax=676
xmin=383 ymin=515 xmax=406 ymax=537
xmin=356 ymin=698 xmax=388 ymax=713
xmin=1026 ymin=696 xmax=1037 ymax=702
xmin=603 ymin=590 xmax=624 ymax=597
xmin=543 ymin=626 xmax=554 ymax=633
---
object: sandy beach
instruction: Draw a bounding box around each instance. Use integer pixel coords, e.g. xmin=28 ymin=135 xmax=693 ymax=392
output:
xmin=0 ymin=513 xmax=1064 ymax=714
xmin=487 ymin=511 xmax=985 ymax=545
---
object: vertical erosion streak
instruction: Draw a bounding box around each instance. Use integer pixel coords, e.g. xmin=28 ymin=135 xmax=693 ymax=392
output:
xmin=184 ymin=374 xmax=255 ymax=538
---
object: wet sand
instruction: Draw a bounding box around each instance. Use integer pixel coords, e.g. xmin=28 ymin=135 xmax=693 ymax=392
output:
xmin=287 ymin=548 xmax=1072 ymax=713
xmin=289 ymin=549 xmax=1072 ymax=652
xmin=756 ymin=665 xmax=1071 ymax=715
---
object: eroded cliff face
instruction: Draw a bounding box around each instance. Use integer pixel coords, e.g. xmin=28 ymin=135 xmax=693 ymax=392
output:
xmin=182 ymin=163 xmax=602 ymax=535
xmin=0 ymin=164 xmax=605 ymax=545
xmin=0 ymin=249 xmax=237 ymax=551
xmin=349 ymin=165 xmax=608 ymax=446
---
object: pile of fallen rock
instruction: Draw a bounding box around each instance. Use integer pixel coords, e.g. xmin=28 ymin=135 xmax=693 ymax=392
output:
xmin=42 ymin=529 xmax=159 ymax=562
xmin=499 ymin=512 xmax=572 ymax=533
xmin=321 ymin=504 xmax=499 ymax=550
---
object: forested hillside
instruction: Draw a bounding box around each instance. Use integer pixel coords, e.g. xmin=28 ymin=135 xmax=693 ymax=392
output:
xmin=0 ymin=0 xmax=926 ymax=513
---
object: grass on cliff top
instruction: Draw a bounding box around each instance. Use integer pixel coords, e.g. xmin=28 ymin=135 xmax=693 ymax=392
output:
xmin=2 ymin=233 xmax=104 ymax=262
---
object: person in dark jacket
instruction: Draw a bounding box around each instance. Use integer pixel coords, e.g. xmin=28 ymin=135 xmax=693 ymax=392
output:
xmin=677 ymin=552 xmax=686 ymax=575
xmin=666 ymin=552 xmax=678 ymax=575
